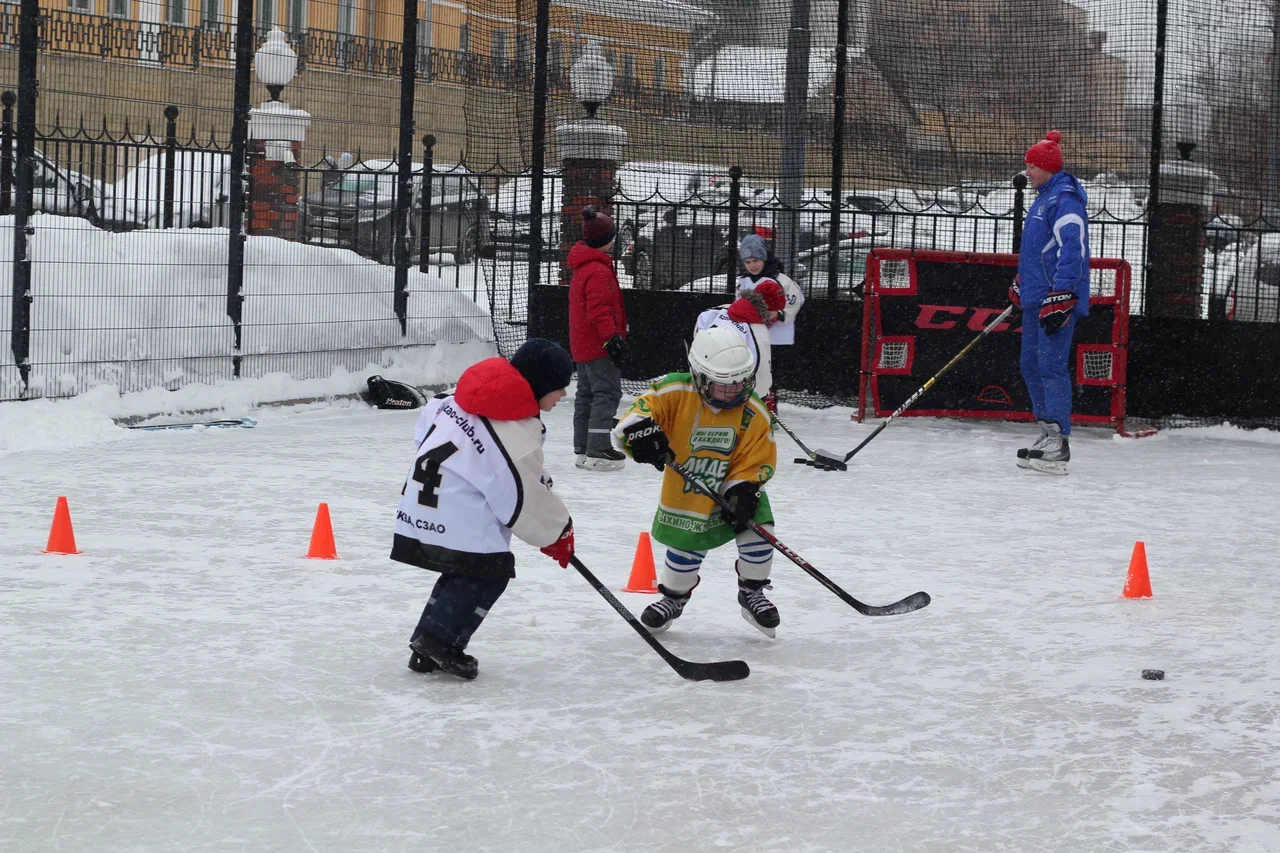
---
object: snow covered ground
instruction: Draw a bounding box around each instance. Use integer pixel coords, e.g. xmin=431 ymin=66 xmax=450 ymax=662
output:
xmin=2 ymin=396 xmax=1279 ymax=853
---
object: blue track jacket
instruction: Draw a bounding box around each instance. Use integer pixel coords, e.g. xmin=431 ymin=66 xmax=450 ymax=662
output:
xmin=1018 ymin=171 xmax=1091 ymax=316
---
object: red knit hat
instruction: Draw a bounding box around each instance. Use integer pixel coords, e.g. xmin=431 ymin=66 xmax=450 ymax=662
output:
xmin=753 ymin=279 xmax=787 ymax=312
xmin=580 ymin=205 xmax=616 ymax=249
xmin=1025 ymin=130 xmax=1064 ymax=174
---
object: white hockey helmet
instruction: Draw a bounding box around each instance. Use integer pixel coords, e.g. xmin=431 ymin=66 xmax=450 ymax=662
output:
xmin=688 ymin=324 xmax=756 ymax=409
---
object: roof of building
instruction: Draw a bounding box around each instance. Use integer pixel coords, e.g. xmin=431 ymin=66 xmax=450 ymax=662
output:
xmin=553 ymin=0 xmax=715 ymax=30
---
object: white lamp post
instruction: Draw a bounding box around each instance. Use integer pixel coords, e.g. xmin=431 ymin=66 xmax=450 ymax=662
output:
xmin=255 ymin=27 xmax=298 ymax=102
xmin=570 ymin=38 xmax=614 ymax=120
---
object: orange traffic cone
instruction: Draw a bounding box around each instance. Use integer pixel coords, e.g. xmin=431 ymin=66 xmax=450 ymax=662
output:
xmin=1121 ymin=540 xmax=1152 ymax=599
xmin=43 ymin=496 xmax=80 ymax=554
xmin=306 ymin=502 xmax=338 ymax=559
xmin=622 ymin=531 xmax=659 ymax=594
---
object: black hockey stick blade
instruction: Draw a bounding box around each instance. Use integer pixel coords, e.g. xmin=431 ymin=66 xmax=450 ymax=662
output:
xmin=571 ymin=556 xmax=750 ymax=682
xmin=793 ymin=456 xmax=847 ymax=471
xmin=856 ymin=590 xmax=932 ymax=617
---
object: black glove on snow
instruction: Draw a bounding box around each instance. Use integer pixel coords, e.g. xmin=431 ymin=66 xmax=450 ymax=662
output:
xmin=1039 ymin=290 xmax=1078 ymax=334
xmin=622 ymin=418 xmax=670 ymax=471
xmin=603 ymin=334 xmax=627 ymax=365
xmin=722 ymin=482 xmax=761 ymax=533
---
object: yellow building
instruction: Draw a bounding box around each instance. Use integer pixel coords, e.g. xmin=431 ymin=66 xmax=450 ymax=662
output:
xmin=29 ymin=0 xmax=701 ymax=100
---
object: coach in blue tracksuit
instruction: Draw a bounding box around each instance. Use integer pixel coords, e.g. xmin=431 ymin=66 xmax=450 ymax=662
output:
xmin=1010 ymin=130 xmax=1090 ymax=472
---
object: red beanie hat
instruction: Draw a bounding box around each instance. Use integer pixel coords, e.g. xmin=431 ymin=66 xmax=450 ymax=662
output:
xmin=580 ymin=205 xmax=616 ymax=249
xmin=1025 ymin=130 xmax=1064 ymax=174
xmin=753 ymin=278 xmax=787 ymax=312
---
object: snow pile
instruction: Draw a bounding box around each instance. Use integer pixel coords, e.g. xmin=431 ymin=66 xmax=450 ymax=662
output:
xmin=689 ymin=47 xmax=837 ymax=102
xmin=0 ymin=215 xmax=495 ymax=400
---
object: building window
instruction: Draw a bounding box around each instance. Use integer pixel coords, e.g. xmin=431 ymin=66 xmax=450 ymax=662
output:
xmin=653 ymin=56 xmax=666 ymax=93
xmin=69 ymin=0 xmax=91 ymax=11
xmin=288 ymin=0 xmax=304 ymax=33
xmin=167 ymin=0 xmax=186 ymax=24
xmin=112 ymin=0 xmax=130 ymax=17
xmin=417 ymin=1 xmax=431 ymax=49
xmin=257 ymin=0 xmax=274 ymax=36
xmin=492 ymin=28 xmax=508 ymax=61
xmin=550 ymin=39 xmax=564 ymax=85
xmin=200 ymin=0 xmax=218 ymax=27
xmin=337 ymin=0 xmax=354 ymax=35
xmin=620 ymin=53 xmax=636 ymax=94
xmin=458 ymin=22 xmax=470 ymax=53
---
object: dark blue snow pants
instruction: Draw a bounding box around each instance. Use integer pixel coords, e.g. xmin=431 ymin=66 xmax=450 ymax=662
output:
xmin=411 ymin=574 xmax=510 ymax=650
xmin=1019 ymin=312 xmax=1077 ymax=435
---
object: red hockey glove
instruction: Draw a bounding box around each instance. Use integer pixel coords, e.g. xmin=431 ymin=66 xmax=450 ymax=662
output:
xmin=540 ymin=526 xmax=575 ymax=568
xmin=1039 ymin=291 xmax=1078 ymax=334
xmin=1009 ymin=279 xmax=1022 ymax=308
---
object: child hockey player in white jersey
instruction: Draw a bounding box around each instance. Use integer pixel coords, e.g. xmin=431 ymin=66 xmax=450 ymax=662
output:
xmin=693 ymin=278 xmax=786 ymax=400
xmin=392 ymin=339 xmax=577 ymax=680
xmin=613 ymin=324 xmax=782 ymax=638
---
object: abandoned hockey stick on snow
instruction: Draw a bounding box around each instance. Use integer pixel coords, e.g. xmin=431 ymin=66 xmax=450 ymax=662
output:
xmin=667 ymin=460 xmax=930 ymax=617
xmin=772 ymin=411 xmax=847 ymax=471
xmin=570 ymin=556 xmax=750 ymax=682
xmin=840 ymin=303 xmax=1017 ymax=465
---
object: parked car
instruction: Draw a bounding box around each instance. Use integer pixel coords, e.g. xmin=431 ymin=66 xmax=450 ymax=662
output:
xmin=3 ymin=144 xmax=107 ymax=224
xmin=487 ymin=170 xmax=562 ymax=256
xmin=100 ymin=150 xmax=230 ymax=230
xmin=681 ymin=234 xmax=880 ymax=299
xmin=302 ymin=159 xmax=489 ymax=264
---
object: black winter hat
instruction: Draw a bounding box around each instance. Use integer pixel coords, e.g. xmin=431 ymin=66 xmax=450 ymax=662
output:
xmin=510 ymin=338 xmax=574 ymax=401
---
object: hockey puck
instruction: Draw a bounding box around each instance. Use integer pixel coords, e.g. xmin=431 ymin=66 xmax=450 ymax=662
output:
xmin=1141 ymin=669 xmax=1165 ymax=681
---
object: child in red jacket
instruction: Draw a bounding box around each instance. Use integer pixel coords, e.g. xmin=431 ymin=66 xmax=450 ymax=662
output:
xmin=567 ymin=205 xmax=628 ymax=472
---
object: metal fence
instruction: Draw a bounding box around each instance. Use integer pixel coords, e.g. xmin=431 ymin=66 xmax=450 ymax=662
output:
xmin=2 ymin=0 xmax=1280 ymax=420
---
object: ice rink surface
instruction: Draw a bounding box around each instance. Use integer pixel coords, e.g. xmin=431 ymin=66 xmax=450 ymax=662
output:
xmin=3 ymin=400 xmax=1279 ymax=853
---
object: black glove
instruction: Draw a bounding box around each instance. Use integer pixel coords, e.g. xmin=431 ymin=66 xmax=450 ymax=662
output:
xmin=721 ymin=482 xmax=761 ymax=533
xmin=1009 ymin=279 xmax=1022 ymax=308
xmin=603 ymin=334 xmax=627 ymax=365
xmin=1039 ymin=290 xmax=1078 ymax=334
xmin=622 ymin=418 xmax=670 ymax=471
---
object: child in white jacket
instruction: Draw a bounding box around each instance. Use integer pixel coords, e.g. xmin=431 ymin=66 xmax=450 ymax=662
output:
xmin=693 ymin=279 xmax=786 ymax=399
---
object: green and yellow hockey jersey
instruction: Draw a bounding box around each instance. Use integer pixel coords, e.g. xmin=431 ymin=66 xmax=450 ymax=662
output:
xmin=613 ymin=372 xmax=777 ymax=551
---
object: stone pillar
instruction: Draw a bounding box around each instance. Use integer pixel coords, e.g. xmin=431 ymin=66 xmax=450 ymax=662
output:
xmin=247 ymin=100 xmax=311 ymax=239
xmin=555 ymin=118 xmax=627 ymax=284
xmin=1147 ymin=143 xmax=1215 ymax=319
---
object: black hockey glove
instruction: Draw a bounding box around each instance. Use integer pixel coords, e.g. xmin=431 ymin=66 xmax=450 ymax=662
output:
xmin=721 ymin=482 xmax=761 ymax=533
xmin=622 ymin=418 xmax=671 ymax=471
xmin=1039 ymin=290 xmax=1078 ymax=334
xmin=603 ymin=334 xmax=627 ymax=365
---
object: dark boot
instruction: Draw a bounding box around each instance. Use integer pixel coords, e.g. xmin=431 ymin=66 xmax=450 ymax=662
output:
xmin=737 ymin=577 xmax=780 ymax=638
xmin=641 ymin=583 xmax=693 ymax=634
xmin=410 ymin=632 xmax=479 ymax=680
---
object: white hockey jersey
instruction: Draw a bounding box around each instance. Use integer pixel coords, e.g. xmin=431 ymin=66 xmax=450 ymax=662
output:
xmin=694 ymin=305 xmax=773 ymax=397
xmin=739 ymin=272 xmax=804 ymax=345
xmin=390 ymin=357 xmax=571 ymax=578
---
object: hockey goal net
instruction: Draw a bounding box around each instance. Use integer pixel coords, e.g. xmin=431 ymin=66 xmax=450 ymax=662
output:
xmin=857 ymin=249 xmax=1152 ymax=436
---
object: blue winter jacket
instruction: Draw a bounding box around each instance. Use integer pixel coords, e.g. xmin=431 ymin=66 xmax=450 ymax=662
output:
xmin=1017 ymin=171 xmax=1091 ymax=316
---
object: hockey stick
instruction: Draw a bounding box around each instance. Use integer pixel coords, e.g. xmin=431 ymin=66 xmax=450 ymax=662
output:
xmin=666 ymin=460 xmax=930 ymax=617
xmin=771 ymin=411 xmax=847 ymax=471
xmin=570 ymin=555 xmax=750 ymax=682
xmin=837 ymin=303 xmax=1017 ymax=465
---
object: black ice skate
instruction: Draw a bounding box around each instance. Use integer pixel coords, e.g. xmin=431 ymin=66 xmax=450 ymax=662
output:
xmin=407 ymin=650 xmax=437 ymax=673
xmin=1016 ymin=420 xmax=1054 ymax=469
xmin=641 ymin=583 xmax=692 ymax=634
xmin=738 ymin=578 xmax=780 ymax=639
xmin=410 ymin=632 xmax=479 ymax=680
xmin=1026 ymin=424 xmax=1070 ymax=476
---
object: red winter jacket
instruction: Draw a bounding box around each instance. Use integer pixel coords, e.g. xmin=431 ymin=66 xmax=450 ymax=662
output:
xmin=567 ymin=242 xmax=627 ymax=363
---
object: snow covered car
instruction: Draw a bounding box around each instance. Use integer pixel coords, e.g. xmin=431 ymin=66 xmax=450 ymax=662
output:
xmin=98 ymin=150 xmax=231 ymax=230
xmin=487 ymin=170 xmax=561 ymax=257
xmin=2 ymin=145 xmax=107 ymax=225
